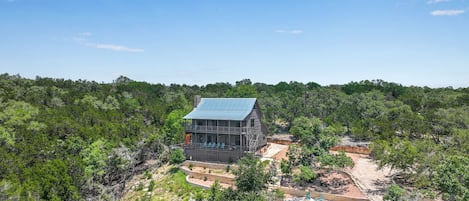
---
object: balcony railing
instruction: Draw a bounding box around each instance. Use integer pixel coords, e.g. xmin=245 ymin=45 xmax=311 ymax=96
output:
xmin=184 ymin=143 xmax=249 ymax=151
xmin=185 ymin=124 xmax=250 ymax=135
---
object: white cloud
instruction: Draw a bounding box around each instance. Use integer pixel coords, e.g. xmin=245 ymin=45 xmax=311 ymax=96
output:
xmin=275 ymin=29 xmax=303 ymax=34
xmin=427 ymin=0 xmax=451 ymax=4
xmin=290 ymin=30 xmax=303 ymax=34
xmin=431 ymin=9 xmax=465 ymax=16
xmin=73 ymin=36 xmax=144 ymax=53
xmin=92 ymin=43 xmax=144 ymax=52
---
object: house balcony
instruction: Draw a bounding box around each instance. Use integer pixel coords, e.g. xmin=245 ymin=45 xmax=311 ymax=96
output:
xmin=184 ymin=124 xmax=250 ymax=135
xmin=184 ymin=143 xmax=249 ymax=151
xmin=183 ymin=143 xmax=249 ymax=162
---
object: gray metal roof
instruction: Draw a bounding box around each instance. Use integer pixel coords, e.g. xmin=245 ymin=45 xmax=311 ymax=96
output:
xmin=183 ymin=98 xmax=256 ymax=120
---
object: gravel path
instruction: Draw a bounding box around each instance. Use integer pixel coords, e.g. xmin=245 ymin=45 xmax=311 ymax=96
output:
xmin=263 ymin=143 xmax=288 ymax=158
xmin=346 ymin=153 xmax=393 ymax=201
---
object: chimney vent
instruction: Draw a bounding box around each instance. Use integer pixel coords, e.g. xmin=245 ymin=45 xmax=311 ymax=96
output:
xmin=194 ymin=95 xmax=201 ymax=108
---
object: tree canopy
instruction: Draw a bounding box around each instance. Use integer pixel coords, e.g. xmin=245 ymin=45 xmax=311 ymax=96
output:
xmin=0 ymin=74 xmax=467 ymax=200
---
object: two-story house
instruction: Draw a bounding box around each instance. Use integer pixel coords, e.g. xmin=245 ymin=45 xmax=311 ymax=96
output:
xmin=183 ymin=97 xmax=267 ymax=162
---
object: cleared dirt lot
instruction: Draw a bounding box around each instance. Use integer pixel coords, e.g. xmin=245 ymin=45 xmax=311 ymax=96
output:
xmin=265 ymin=143 xmax=369 ymax=199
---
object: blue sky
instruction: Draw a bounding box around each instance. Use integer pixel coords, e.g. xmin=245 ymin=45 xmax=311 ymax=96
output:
xmin=1 ymin=0 xmax=468 ymax=87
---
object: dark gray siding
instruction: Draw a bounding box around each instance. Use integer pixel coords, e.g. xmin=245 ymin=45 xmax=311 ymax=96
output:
xmin=245 ymin=106 xmax=267 ymax=148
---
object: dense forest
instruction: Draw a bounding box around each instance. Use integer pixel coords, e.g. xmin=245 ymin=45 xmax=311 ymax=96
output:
xmin=0 ymin=74 xmax=468 ymax=200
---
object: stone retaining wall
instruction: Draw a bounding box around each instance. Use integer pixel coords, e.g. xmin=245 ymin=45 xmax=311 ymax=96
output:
xmin=182 ymin=160 xmax=236 ymax=170
xmin=182 ymin=160 xmax=369 ymax=201
xmin=181 ymin=161 xmax=236 ymax=186
xmin=181 ymin=166 xmax=235 ymax=185
xmin=185 ymin=175 xmax=211 ymax=189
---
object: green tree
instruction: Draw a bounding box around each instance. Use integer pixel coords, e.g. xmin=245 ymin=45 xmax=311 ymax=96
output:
xmin=81 ymin=139 xmax=109 ymax=181
xmin=208 ymin=180 xmax=222 ymax=201
xmin=163 ymin=109 xmax=189 ymax=144
xmin=233 ymin=154 xmax=268 ymax=192
xmin=290 ymin=116 xmax=321 ymax=146
xmin=169 ymin=148 xmax=186 ymax=164
xmin=319 ymin=151 xmax=354 ymax=170
xmin=225 ymin=82 xmax=258 ymax=98
xmin=290 ymin=116 xmax=340 ymax=149
xmin=293 ymin=165 xmax=316 ymax=186
xmin=434 ymin=155 xmax=469 ymax=200
xmin=371 ymin=139 xmax=419 ymax=173
xmin=27 ymin=159 xmax=80 ymax=200
xmin=0 ymin=100 xmax=41 ymax=146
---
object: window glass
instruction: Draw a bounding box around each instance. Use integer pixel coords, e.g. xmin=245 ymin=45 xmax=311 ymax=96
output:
xmin=197 ymin=134 xmax=204 ymax=143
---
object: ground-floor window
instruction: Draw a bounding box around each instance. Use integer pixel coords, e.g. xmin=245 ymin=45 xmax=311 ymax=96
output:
xmin=207 ymin=134 xmax=217 ymax=143
xmin=229 ymin=135 xmax=240 ymax=146
xmin=218 ymin=134 xmax=228 ymax=145
xmin=196 ymin=134 xmax=204 ymax=143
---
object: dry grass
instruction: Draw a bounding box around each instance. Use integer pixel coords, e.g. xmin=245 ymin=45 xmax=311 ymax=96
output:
xmin=121 ymin=164 xmax=208 ymax=201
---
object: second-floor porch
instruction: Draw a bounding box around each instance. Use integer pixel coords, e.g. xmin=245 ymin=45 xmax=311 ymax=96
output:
xmin=184 ymin=124 xmax=250 ymax=134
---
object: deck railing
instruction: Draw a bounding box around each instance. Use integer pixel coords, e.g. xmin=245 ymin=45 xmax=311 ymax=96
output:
xmin=184 ymin=143 xmax=249 ymax=151
xmin=184 ymin=124 xmax=249 ymax=134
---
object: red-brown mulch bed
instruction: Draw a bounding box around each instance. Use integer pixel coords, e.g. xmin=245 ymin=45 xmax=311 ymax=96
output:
xmin=281 ymin=170 xmax=366 ymax=198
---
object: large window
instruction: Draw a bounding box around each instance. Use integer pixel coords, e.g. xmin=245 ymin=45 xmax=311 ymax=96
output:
xmin=230 ymin=135 xmax=240 ymax=146
xmin=207 ymin=134 xmax=217 ymax=143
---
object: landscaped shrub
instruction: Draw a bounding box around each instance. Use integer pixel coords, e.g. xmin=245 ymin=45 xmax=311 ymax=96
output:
xmin=280 ymin=159 xmax=291 ymax=174
xmin=293 ymin=165 xmax=316 ymax=185
xmin=383 ymin=184 xmax=404 ymax=201
xmin=169 ymin=148 xmax=186 ymax=164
